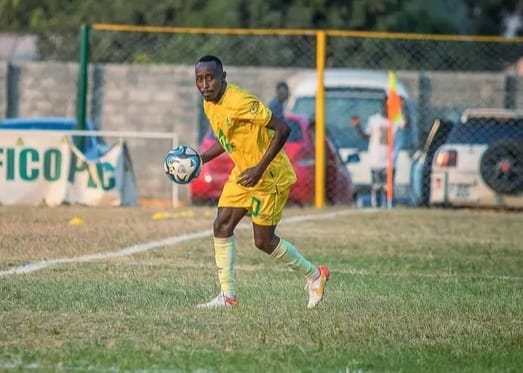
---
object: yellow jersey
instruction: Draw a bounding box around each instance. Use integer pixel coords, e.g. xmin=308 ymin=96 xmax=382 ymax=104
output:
xmin=203 ymin=83 xmax=297 ymax=191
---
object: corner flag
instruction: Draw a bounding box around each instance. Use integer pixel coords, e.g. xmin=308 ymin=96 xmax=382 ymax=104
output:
xmin=386 ymin=71 xmax=402 ymax=208
xmin=387 ymin=71 xmax=403 ymax=125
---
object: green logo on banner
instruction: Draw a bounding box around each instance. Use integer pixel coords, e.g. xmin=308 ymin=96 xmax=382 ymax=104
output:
xmin=0 ymin=146 xmax=115 ymax=190
xmin=67 ymin=153 xmax=116 ymax=190
xmin=0 ymin=147 xmax=62 ymax=181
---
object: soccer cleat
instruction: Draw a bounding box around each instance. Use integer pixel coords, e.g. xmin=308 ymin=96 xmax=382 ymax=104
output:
xmin=306 ymin=265 xmax=330 ymax=309
xmin=196 ymin=293 xmax=239 ymax=309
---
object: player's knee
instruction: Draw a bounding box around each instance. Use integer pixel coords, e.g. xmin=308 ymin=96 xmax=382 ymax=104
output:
xmin=253 ymin=237 xmax=268 ymax=251
xmin=213 ymin=219 xmax=234 ymax=237
xmin=253 ymin=236 xmax=278 ymax=253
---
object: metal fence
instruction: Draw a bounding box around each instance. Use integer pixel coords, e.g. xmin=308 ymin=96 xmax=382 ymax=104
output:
xmin=3 ymin=25 xmax=523 ymax=208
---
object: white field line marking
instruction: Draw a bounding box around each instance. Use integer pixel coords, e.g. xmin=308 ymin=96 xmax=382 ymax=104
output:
xmin=0 ymin=209 xmax=361 ymax=278
xmin=0 ymin=230 xmax=210 ymax=277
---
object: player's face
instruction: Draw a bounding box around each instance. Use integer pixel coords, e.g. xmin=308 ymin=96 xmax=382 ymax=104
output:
xmin=195 ymin=61 xmax=226 ymax=102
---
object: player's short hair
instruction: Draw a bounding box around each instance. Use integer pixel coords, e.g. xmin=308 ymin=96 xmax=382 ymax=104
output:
xmin=195 ymin=55 xmax=224 ymax=73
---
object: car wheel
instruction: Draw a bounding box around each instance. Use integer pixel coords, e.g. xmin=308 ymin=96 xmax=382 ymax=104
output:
xmin=479 ymin=139 xmax=523 ymax=195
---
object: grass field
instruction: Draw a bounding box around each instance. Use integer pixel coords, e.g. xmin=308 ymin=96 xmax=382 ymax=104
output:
xmin=0 ymin=205 xmax=522 ymax=373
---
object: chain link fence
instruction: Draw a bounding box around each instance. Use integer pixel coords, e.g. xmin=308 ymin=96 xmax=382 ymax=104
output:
xmin=323 ymin=31 xmax=523 ymax=208
xmin=2 ymin=25 xmax=523 ymax=208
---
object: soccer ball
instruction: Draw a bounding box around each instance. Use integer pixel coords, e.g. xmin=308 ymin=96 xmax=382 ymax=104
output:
xmin=164 ymin=145 xmax=202 ymax=184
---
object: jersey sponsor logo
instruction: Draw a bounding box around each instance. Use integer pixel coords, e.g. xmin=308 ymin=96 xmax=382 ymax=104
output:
xmin=217 ymin=129 xmax=234 ymax=153
xmin=250 ymin=101 xmax=259 ymax=114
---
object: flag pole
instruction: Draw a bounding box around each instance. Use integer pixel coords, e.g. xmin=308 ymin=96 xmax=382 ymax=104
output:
xmin=386 ymin=117 xmax=394 ymax=208
xmin=386 ymin=71 xmax=401 ymax=209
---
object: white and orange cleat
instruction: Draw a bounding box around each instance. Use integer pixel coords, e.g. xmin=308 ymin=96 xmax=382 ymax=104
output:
xmin=197 ymin=293 xmax=239 ymax=309
xmin=306 ymin=265 xmax=330 ymax=309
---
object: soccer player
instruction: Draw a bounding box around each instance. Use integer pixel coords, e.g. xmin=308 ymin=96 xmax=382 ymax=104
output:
xmin=194 ymin=55 xmax=329 ymax=309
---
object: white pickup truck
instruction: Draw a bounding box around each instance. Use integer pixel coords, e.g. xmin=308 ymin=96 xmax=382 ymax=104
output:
xmin=287 ymin=68 xmax=418 ymax=204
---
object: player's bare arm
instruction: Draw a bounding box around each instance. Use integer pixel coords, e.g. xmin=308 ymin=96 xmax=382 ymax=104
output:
xmin=200 ymin=140 xmax=225 ymax=164
xmin=351 ymin=115 xmax=370 ymax=141
xmin=237 ymin=114 xmax=291 ymax=188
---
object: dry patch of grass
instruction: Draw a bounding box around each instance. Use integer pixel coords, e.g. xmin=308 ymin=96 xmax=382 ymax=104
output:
xmin=1 ymin=206 xmax=522 ymax=372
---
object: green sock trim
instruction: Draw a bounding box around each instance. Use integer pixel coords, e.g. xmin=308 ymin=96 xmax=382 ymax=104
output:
xmin=271 ymin=238 xmax=319 ymax=279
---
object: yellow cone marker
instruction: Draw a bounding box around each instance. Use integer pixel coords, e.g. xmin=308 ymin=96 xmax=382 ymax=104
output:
xmin=69 ymin=217 xmax=85 ymax=226
xmin=152 ymin=212 xmax=168 ymax=220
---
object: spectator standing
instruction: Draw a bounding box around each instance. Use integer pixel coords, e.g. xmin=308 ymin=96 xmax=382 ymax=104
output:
xmin=351 ymin=96 xmax=406 ymax=207
xmin=268 ymin=81 xmax=289 ymax=121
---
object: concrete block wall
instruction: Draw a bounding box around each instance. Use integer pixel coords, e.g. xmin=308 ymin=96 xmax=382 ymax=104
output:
xmin=17 ymin=62 xmax=79 ymax=118
xmin=428 ymin=72 xmax=506 ymax=108
xmin=100 ymin=64 xmax=199 ymax=204
xmin=516 ymin=77 xmax=523 ymax=109
xmin=1 ymin=60 xmax=521 ymax=205
xmin=0 ymin=64 xmax=6 ymax=117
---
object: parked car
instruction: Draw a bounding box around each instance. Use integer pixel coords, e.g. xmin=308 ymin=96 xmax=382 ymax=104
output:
xmin=190 ymin=112 xmax=354 ymax=206
xmin=430 ymin=108 xmax=523 ymax=208
xmin=287 ymin=68 xmax=418 ymax=202
xmin=0 ymin=117 xmax=109 ymax=159
xmin=409 ymin=118 xmax=453 ymax=206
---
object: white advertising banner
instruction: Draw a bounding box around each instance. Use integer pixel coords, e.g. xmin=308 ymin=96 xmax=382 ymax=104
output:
xmin=0 ymin=133 xmax=137 ymax=206
xmin=0 ymin=133 xmax=71 ymax=206
xmin=66 ymin=141 xmax=137 ymax=207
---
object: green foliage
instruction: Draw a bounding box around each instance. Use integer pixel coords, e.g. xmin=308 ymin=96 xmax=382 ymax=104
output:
xmin=0 ymin=0 xmax=517 ymax=35
xmin=0 ymin=0 xmax=519 ymax=68
xmin=464 ymin=0 xmax=522 ymax=36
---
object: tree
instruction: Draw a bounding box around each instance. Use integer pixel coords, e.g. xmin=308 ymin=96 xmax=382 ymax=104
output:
xmin=0 ymin=0 xmax=519 ymax=66
xmin=463 ymin=0 xmax=522 ymax=36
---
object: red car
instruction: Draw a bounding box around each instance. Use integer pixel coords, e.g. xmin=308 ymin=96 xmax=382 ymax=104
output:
xmin=190 ymin=113 xmax=354 ymax=206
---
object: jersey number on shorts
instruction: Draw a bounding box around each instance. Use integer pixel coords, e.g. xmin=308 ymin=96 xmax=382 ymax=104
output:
xmin=251 ymin=196 xmax=261 ymax=217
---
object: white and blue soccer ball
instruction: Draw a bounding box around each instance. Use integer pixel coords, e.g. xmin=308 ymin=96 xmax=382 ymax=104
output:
xmin=164 ymin=145 xmax=202 ymax=184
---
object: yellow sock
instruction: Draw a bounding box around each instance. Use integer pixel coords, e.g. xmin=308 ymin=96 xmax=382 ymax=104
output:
xmin=214 ymin=236 xmax=236 ymax=297
xmin=271 ymin=238 xmax=319 ymax=279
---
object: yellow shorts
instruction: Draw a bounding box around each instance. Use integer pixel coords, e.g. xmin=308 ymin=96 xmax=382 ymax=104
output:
xmin=218 ymin=179 xmax=290 ymax=226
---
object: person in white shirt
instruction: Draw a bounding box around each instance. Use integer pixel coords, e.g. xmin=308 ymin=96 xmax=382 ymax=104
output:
xmin=351 ymin=96 xmax=406 ymax=207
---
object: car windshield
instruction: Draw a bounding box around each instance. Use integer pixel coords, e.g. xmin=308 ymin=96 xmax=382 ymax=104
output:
xmin=291 ymin=89 xmax=411 ymax=150
xmin=446 ymin=117 xmax=523 ymax=144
